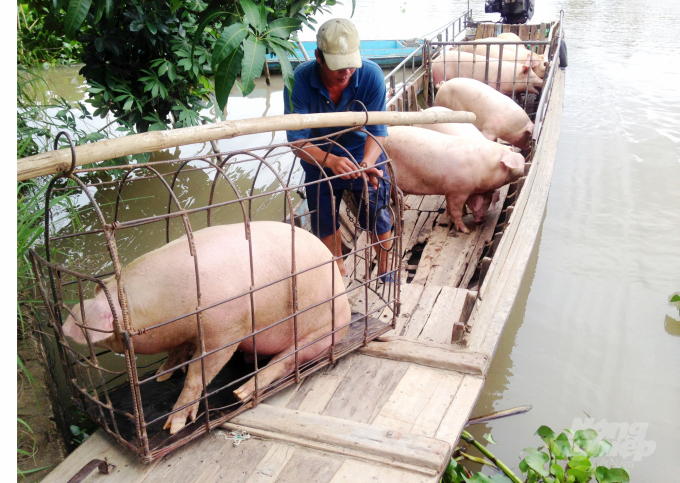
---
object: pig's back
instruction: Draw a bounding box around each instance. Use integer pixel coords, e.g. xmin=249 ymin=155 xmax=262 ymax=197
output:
xmin=121 ymin=222 xmax=342 ymax=332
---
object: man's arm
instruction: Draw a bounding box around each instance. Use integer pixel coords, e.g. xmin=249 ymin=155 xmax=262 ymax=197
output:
xmin=359 ymin=135 xmax=386 ymax=189
xmin=294 ymin=142 xmax=381 ymax=183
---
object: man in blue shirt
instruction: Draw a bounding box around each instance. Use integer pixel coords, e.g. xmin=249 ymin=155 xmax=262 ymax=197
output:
xmin=284 ymin=18 xmax=394 ymax=282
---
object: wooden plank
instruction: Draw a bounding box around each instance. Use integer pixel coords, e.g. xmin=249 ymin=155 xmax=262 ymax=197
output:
xmin=409 ymin=213 xmax=452 ymax=285
xmin=296 ymin=374 xmax=344 ymax=414
xmin=367 ymin=361 xmax=411 ymax=424
xmin=459 ymin=185 xmax=509 ymax=288
xmin=425 ymin=227 xmax=480 ymax=288
xmin=275 ymin=449 xmax=343 ymax=483
xmin=411 ymin=372 xmax=465 ymax=437
xmin=263 ymin=382 xmax=300 ymax=407
xmin=142 ymin=432 xmax=272 ymax=483
xmin=358 ymin=336 xmax=488 ymax=376
xmin=518 ymin=25 xmax=530 ymax=41
xmin=322 ymin=355 xmax=404 ymax=423
xmin=41 ymin=430 xmax=160 ymax=483
xmin=372 ymin=365 xmax=464 ymax=439
xmin=417 ymin=287 xmax=468 ymax=344
xmin=419 ymin=195 xmax=445 ymax=212
xmin=435 ymin=375 xmax=485 ymax=447
xmin=402 ymin=285 xmax=442 ymax=339
xmin=224 ymin=404 xmax=451 ymax=474
xmin=378 ymin=282 xmax=425 ymax=338
xmin=245 ymin=444 xmax=297 ymax=483
xmin=329 ymin=458 xmax=432 ymax=483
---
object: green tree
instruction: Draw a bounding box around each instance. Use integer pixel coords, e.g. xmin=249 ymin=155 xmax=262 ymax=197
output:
xmin=61 ymin=0 xmax=341 ymax=132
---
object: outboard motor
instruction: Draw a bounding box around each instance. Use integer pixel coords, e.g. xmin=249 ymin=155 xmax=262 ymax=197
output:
xmin=485 ymin=0 xmax=535 ymax=24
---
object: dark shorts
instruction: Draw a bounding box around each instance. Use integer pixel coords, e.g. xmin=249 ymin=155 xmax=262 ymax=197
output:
xmin=304 ymin=154 xmax=393 ymax=239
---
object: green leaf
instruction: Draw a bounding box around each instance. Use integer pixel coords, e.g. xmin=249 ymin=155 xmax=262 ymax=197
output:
xmin=130 ymin=20 xmax=144 ymax=31
xmin=240 ymin=36 xmax=266 ymax=96
xmin=94 ymin=37 xmax=105 ymax=52
xmin=123 ymin=98 xmax=134 ymax=111
xmin=213 ymin=22 xmax=249 ymax=68
xmin=240 ymin=0 xmax=265 ymax=33
xmin=670 ymin=293 xmax=680 ymax=303
xmin=600 ymin=468 xmax=630 ymax=483
xmin=551 ymin=433 xmax=573 ymax=460
xmin=190 ymin=9 xmax=228 ymax=69
xmin=483 ymin=433 xmax=498 ymax=445
xmin=467 ymin=474 xmax=493 ymax=483
xmin=522 ymin=448 xmax=550 ymax=477
xmin=267 ymin=41 xmax=295 ymax=109
xmin=267 ymin=17 xmax=303 ymax=38
xmin=146 ymin=20 xmax=158 ymax=35
xmin=351 ymin=0 xmax=356 ymax=17
xmin=93 ymin=0 xmax=105 ymax=23
xmin=442 ymin=459 xmax=466 ymax=483
xmin=215 ymin=47 xmax=244 ymax=112
xmin=566 ymin=468 xmax=593 ymax=483
xmin=568 ymin=455 xmax=592 ymax=471
xmin=105 ymin=0 xmax=113 ymax=18
xmin=551 ymin=463 xmax=566 ymax=483
xmin=536 ymin=425 xmax=556 ymax=445
xmin=64 ymin=0 xmax=93 ymax=38
xmin=574 ymin=429 xmax=611 ymax=458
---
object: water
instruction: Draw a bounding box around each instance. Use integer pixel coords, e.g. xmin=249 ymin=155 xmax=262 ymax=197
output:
xmin=37 ymin=0 xmax=680 ymax=479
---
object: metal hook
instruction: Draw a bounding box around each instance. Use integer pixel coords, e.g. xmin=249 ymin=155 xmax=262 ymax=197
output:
xmin=54 ymin=131 xmax=77 ymax=177
xmin=346 ymin=100 xmax=369 ymax=127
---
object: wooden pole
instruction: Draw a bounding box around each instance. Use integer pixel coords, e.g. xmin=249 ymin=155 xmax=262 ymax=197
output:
xmin=17 ymin=110 xmax=475 ymax=182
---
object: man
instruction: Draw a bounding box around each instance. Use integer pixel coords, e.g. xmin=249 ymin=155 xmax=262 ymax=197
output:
xmin=284 ymin=18 xmax=395 ymax=282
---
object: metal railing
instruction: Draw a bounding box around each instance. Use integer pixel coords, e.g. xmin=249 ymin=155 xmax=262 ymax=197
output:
xmin=384 ymin=9 xmax=472 ymax=111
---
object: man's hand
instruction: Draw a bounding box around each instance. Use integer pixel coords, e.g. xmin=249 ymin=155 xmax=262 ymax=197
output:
xmin=360 ymin=161 xmax=382 ymax=190
xmin=327 ymin=155 xmax=361 ymax=180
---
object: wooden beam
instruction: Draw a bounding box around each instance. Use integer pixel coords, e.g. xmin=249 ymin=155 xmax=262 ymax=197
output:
xmin=17 ymin=110 xmax=475 ymax=182
xmin=359 ymin=336 xmax=488 ymax=375
xmin=222 ymin=404 xmax=451 ymax=474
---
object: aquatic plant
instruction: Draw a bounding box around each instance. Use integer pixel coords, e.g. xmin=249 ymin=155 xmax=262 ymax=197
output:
xmin=442 ymin=426 xmax=630 ymax=483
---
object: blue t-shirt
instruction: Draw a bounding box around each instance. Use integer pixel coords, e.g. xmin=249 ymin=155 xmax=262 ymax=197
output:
xmin=284 ymin=59 xmax=388 ymax=170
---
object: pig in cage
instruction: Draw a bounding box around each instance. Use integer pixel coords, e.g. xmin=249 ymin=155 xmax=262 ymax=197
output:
xmin=29 ymin=127 xmax=403 ymax=462
xmin=425 ymin=29 xmax=559 ymax=117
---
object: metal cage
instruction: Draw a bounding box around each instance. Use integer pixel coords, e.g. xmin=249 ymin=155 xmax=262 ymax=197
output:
xmin=29 ymin=125 xmax=403 ymax=462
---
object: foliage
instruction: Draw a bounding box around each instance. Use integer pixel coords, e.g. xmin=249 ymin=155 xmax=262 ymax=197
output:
xmin=441 ymin=426 xmax=630 ymax=483
xmin=61 ymin=0 xmax=342 ymax=132
xmin=670 ymin=292 xmax=680 ymax=315
xmin=18 ymin=1 xmax=83 ymax=66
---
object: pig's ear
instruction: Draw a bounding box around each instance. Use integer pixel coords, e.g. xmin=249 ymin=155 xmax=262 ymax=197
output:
xmin=500 ymin=152 xmax=525 ymax=171
xmin=522 ymin=61 xmax=531 ymax=74
xmin=467 ymin=194 xmax=484 ymax=212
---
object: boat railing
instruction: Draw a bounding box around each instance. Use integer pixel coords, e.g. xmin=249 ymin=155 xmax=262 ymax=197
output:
xmin=384 ymin=9 xmax=472 ymax=111
xmin=532 ymin=10 xmax=564 ymax=143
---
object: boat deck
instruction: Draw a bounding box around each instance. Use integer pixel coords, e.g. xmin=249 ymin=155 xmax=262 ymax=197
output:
xmin=41 ymin=41 xmax=565 ymax=483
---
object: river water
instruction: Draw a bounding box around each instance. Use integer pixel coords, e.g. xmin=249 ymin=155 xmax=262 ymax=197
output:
xmin=39 ymin=0 xmax=680 ymax=479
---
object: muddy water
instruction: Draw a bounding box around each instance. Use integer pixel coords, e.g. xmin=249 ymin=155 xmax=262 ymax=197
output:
xmin=40 ymin=0 xmax=680 ymax=478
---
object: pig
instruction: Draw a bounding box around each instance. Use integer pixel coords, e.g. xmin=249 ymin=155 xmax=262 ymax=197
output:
xmin=61 ymin=221 xmax=351 ymax=434
xmin=457 ymin=42 xmax=546 ymax=79
xmin=413 ymin=106 xmax=486 ymax=140
xmin=384 ymin=126 xmax=524 ymax=233
xmin=435 ymin=78 xmax=534 ymax=150
xmin=495 ymin=33 xmax=547 ymax=78
xmin=431 ymin=50 xmax=542 ymax=95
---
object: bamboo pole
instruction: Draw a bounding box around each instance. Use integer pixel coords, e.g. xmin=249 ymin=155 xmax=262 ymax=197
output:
xmin=17 ymin=110 xmax=475 ymax=182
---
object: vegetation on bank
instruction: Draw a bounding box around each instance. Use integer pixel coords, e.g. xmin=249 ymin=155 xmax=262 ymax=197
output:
xmin=442 ymin=426 xmax=630 ymax=483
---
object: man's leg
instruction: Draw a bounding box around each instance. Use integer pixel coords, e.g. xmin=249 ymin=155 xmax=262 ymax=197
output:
xmin=372 ymin=230 xmax=392 ymax=276
xmin=306 ymin=173 xmax=347 ymax=276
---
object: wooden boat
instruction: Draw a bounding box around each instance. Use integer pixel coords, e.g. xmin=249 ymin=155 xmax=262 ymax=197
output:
xmin=266 ymin=39 xmax=423 ymax=73
xmin=34 ymin=10 xmax=566 ymax=483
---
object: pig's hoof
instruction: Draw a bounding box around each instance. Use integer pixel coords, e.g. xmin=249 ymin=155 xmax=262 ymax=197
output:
xmin=163 ymin=403 xmax=199 ymax=434
xmin=454 ymin=222 xmax=470 ymax=234
xmin=233 ymin=384 xmax=254 ymax=403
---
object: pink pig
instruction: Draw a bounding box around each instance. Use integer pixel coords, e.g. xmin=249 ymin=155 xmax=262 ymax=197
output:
xmin=435 ymin=78 xmax=535 ymax=150
xmin=431 ymin=50 xmax=542 ymax=96
xmin=385 ymin=126 xmax=524 ymax=234
xmin=62 ymin=221 xmax=350 ymax=434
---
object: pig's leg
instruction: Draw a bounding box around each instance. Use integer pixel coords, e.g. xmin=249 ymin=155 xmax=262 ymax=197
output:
xmin=155 ymin=343 xmax=195 ymax=382
xmin=233 ymin=326 xmax=335 ymax=402
xmin=445 ymin=192 xmax=471 ymax=234
xmin=163 ymin=342 xmax=240 ymax=434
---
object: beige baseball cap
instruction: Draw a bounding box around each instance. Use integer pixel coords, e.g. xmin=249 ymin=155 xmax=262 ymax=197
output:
xmin=316 ymin=19 xmax=362 ymax=71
